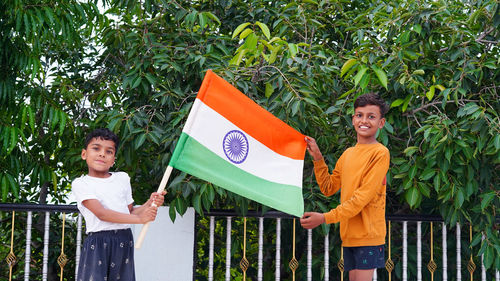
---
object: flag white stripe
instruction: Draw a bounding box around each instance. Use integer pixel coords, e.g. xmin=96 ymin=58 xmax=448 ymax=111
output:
xmin=183 ymin=99 xmax=304 ymax=187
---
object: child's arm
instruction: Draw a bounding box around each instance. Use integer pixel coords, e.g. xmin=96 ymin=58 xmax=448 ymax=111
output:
xmin=83 ymin=199 xmax=157 ymax=224
xmin=305 ymin=136 xmax=342 ymax=196
xmin=300 ymin=212 xmax=325 ymax=229
xmin=130 ymin=191 xmax=166 ymax=215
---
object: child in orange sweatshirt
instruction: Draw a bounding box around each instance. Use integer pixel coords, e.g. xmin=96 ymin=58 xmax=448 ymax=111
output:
xmin=300 ymin=93 xmax=390 ymax=281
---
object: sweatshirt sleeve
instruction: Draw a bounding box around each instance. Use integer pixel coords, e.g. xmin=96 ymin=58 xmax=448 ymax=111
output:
xmin=324 ymin=147 xmax=389 ymax=224
xmin=313 ymin=153 xmax=344 ymax=197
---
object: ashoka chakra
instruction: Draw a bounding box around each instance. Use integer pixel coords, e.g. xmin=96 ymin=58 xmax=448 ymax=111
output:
xmin=223 ymin=130 xmax=249 ymax=164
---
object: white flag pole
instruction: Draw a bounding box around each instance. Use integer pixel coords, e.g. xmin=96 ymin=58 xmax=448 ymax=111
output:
xmin=135 ymin=165 xmax=173 ymax=249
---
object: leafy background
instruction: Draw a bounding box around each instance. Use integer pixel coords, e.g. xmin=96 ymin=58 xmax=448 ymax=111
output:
xmin=0 ymin=0 xmax=498 ymax=280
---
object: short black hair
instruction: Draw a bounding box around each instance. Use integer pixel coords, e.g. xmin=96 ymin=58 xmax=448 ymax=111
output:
xmin=84 ymin=128 xmax=120 ymax=151
xmin=354 ymin=93 xmax=389 ymax=117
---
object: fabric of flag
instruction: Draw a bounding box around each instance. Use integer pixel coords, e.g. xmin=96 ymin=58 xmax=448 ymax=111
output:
xmin=169 ymin=70 xmax=307 ymax=217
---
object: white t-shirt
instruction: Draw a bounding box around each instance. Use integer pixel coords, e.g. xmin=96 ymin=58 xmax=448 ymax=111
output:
xmin=72 ymin=172 xmax=134 ymax=233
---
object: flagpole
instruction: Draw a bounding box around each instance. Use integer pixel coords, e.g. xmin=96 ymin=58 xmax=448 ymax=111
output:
xmin=135 ymin=165 xmax=173 ymax=249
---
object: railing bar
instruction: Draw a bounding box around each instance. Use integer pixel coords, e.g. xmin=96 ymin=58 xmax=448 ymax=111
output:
xmin=457 ymin=222 xmax=462 ymax=281
xmin=24 ymin=211 xmax=32 ymax=281
xmin=75 ymin=214 xmax=82 ymax=280
xmin=481 ymin=234 xmax=486 ymax=281
xmin=307 ymin=229 xmax=312 ymax=281
xmin=258 ymin=217 xmax=264 ymax=281
xmin=0 ymin=203 xmax=78 ymax=212
xmin=324 ymin=233 xmax=329 ymax=281
xmin=4 ymin=204 xmax=500 ymax=223
xmin=276 ymin=218 xmax=281 ymax=281
xmin=208 ymin=216 xmax=214 ymax=281
xmin=496 ymin=269 xmax=499 ymax=281
xmin=443 ymin=222 xmax=448 ymax=281
xmin=403 ymin=221 xmax=407 ymax=281
xmin=42 ymin=211 xmax=50 ymax=281
xmin=225 ymin=217 xmax=231 ymax=281
xmin=417 ymin=221 xmax=422 ymax=281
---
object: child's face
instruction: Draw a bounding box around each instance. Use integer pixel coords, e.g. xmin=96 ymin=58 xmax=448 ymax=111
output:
xmin=81 ymin=137 xmax=116 ymax=177
xmin=352 ymin=105 xmax=385 ymax=143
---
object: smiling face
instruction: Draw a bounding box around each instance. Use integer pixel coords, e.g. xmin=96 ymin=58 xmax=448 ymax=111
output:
xmin=352 ymin=104 xmax=386 ymax=144
xmin=81 ymin=137 xmax=116 ymax=178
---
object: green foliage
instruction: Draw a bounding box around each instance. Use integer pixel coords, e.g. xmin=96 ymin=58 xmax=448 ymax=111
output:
xmin=1 ymin=0 xmax=499 ymax=279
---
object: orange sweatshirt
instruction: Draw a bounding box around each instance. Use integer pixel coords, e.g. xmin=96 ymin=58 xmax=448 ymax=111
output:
xmin=313 ymin=142 xmax=390 ymax=247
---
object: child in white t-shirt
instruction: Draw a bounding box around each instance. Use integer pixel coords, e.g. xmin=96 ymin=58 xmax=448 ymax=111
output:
xmin=72 ymin=128 xmax=165 ymax=281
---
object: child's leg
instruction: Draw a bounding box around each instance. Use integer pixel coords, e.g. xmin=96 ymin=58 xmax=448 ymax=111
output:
xmin=349 ymin=269 xmax=375 ymax=281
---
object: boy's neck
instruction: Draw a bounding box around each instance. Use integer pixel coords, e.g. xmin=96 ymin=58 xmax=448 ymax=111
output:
xmin=88 ymin=170 xmax=112 ymax=178
xmin=356 ymin=136 xmax=379 ymax=144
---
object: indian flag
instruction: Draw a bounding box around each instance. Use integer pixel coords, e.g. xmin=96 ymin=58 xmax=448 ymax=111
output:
xmin=169 ymin=70 xmax=306 ymax=217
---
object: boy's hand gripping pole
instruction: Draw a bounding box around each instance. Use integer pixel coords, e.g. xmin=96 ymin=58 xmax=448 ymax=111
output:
xmin=134 ymin=165 xmax=173 ymax=249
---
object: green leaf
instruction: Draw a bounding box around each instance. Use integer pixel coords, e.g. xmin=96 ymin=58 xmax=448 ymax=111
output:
xmin=5 ymin=173 xmax=18 ymax=199
xmin=169 ymin=202 xmax=177 ymax=222
xmin=405 ymin=187 xmax=421 ymax=208
xmin=403 ymin=146 xmax=418 ymax=156
xmin=232 ymin=22 xmax=251 ymax=39
xmin=265 ymin=82 xmax=274 ymax=98
xmin=408 ymin=165 xmax=417 ymax=180
xmin=426 ymin=85 xmax=435 ymax=101
xmin=353 ymin=66 xmax=368 ymax=86
xmin=59 ymin=111 xmax=67 ymax=135
xmin=480 ymin=192 xmax=496 ymax=211
xmin=175 ymin=197 xmax=187 ymax=215
xmin=243 ymin=33 xmax=258 ymax=50
xmin=291 ymin=100 xmax=300 ymax=116
xmin=412 ymin=69 xmax=425 ymax=75
xmin=391 ymin=99 xmax=404 ymax=108
xmin=435 ymin=84 xmax=445 ymax=91
xmin=420 ymin=169 xmax=435 ymax=181
xmin=229 ymin=49 xmax=247 ymax=66
xmin=255 ymin=21 xmax=270 ymax=40
xmin=28 ymin=106 xmax=35 ymax=133
xmin=371 ymin=65 xmax=388 ymax=89
xmin=288 ymin=43 xmax=298 ymax=57
xmin=340 ymin=59 xmax=357 ymax=78
xmin=7 ymin=127 xmax=18 ymax=154
xmin=454 ymin=188 xmax=465 ymax=208
xmin=203 ymin=12 xmax=221 ymax=25
xmin=169 ymin=173 xmax=186 ymax=187
xmin=1 ymin=175 xmax=7 ymax=202
xmin=134 ymin=133 xmax=147 ymax=149
xmin=239 ymin=28 xmax=253 ymax=40
xmin=192 ymin=194 xmax=202 ymax=214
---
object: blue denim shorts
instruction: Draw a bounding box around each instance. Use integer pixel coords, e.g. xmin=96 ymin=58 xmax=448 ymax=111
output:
xmin=343 ymin=245 xmax=385 ymax=271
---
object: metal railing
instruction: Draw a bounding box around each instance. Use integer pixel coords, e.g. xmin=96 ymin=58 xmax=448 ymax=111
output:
xmin=1 ymin=203 xmax=499 ymax=281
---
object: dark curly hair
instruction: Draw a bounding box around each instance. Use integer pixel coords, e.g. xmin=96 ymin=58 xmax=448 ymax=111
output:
xmin=84 ymin=128 xmax=120 ymax=151
xmin=354 ymin=93 xmax=389 ymax=117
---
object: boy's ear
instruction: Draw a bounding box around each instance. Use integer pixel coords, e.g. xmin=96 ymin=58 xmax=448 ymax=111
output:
xmin=378 ymin=117 xmax=386 ymax=128
xmin=81 ymin=149 xmax=87 ymax=160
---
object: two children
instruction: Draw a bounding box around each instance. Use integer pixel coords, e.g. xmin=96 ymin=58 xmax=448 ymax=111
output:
xmin=301 ymin=93 xmax=390 ymax=281
xmin=72 ymin=128 xmax=165 ymax=281
xmin=73 ymin=93 xmax=388 ymax=281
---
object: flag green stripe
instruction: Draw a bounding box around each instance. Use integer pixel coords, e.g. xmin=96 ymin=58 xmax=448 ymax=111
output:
xmin=169 ymin=133 xmax=304 ymax=217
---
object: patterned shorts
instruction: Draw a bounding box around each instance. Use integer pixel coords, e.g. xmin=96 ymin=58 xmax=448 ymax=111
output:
xmin=343 ymin=245 xmax=385 ymax=271
xmin=77 ymin=228 xmax=135 ymax=281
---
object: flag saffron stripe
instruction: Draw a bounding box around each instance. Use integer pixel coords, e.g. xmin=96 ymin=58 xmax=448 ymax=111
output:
xmin=169 ymin=132 xmax=304 ymax=217
xmin=182 ymin=99 xmax=303 ymax=187
xmin=197 ymin=70 xmax=306 ymax=160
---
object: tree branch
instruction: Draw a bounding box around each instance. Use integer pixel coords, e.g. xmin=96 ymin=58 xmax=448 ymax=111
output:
xmin=404 ymin=99 xmax=479 ymax=116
